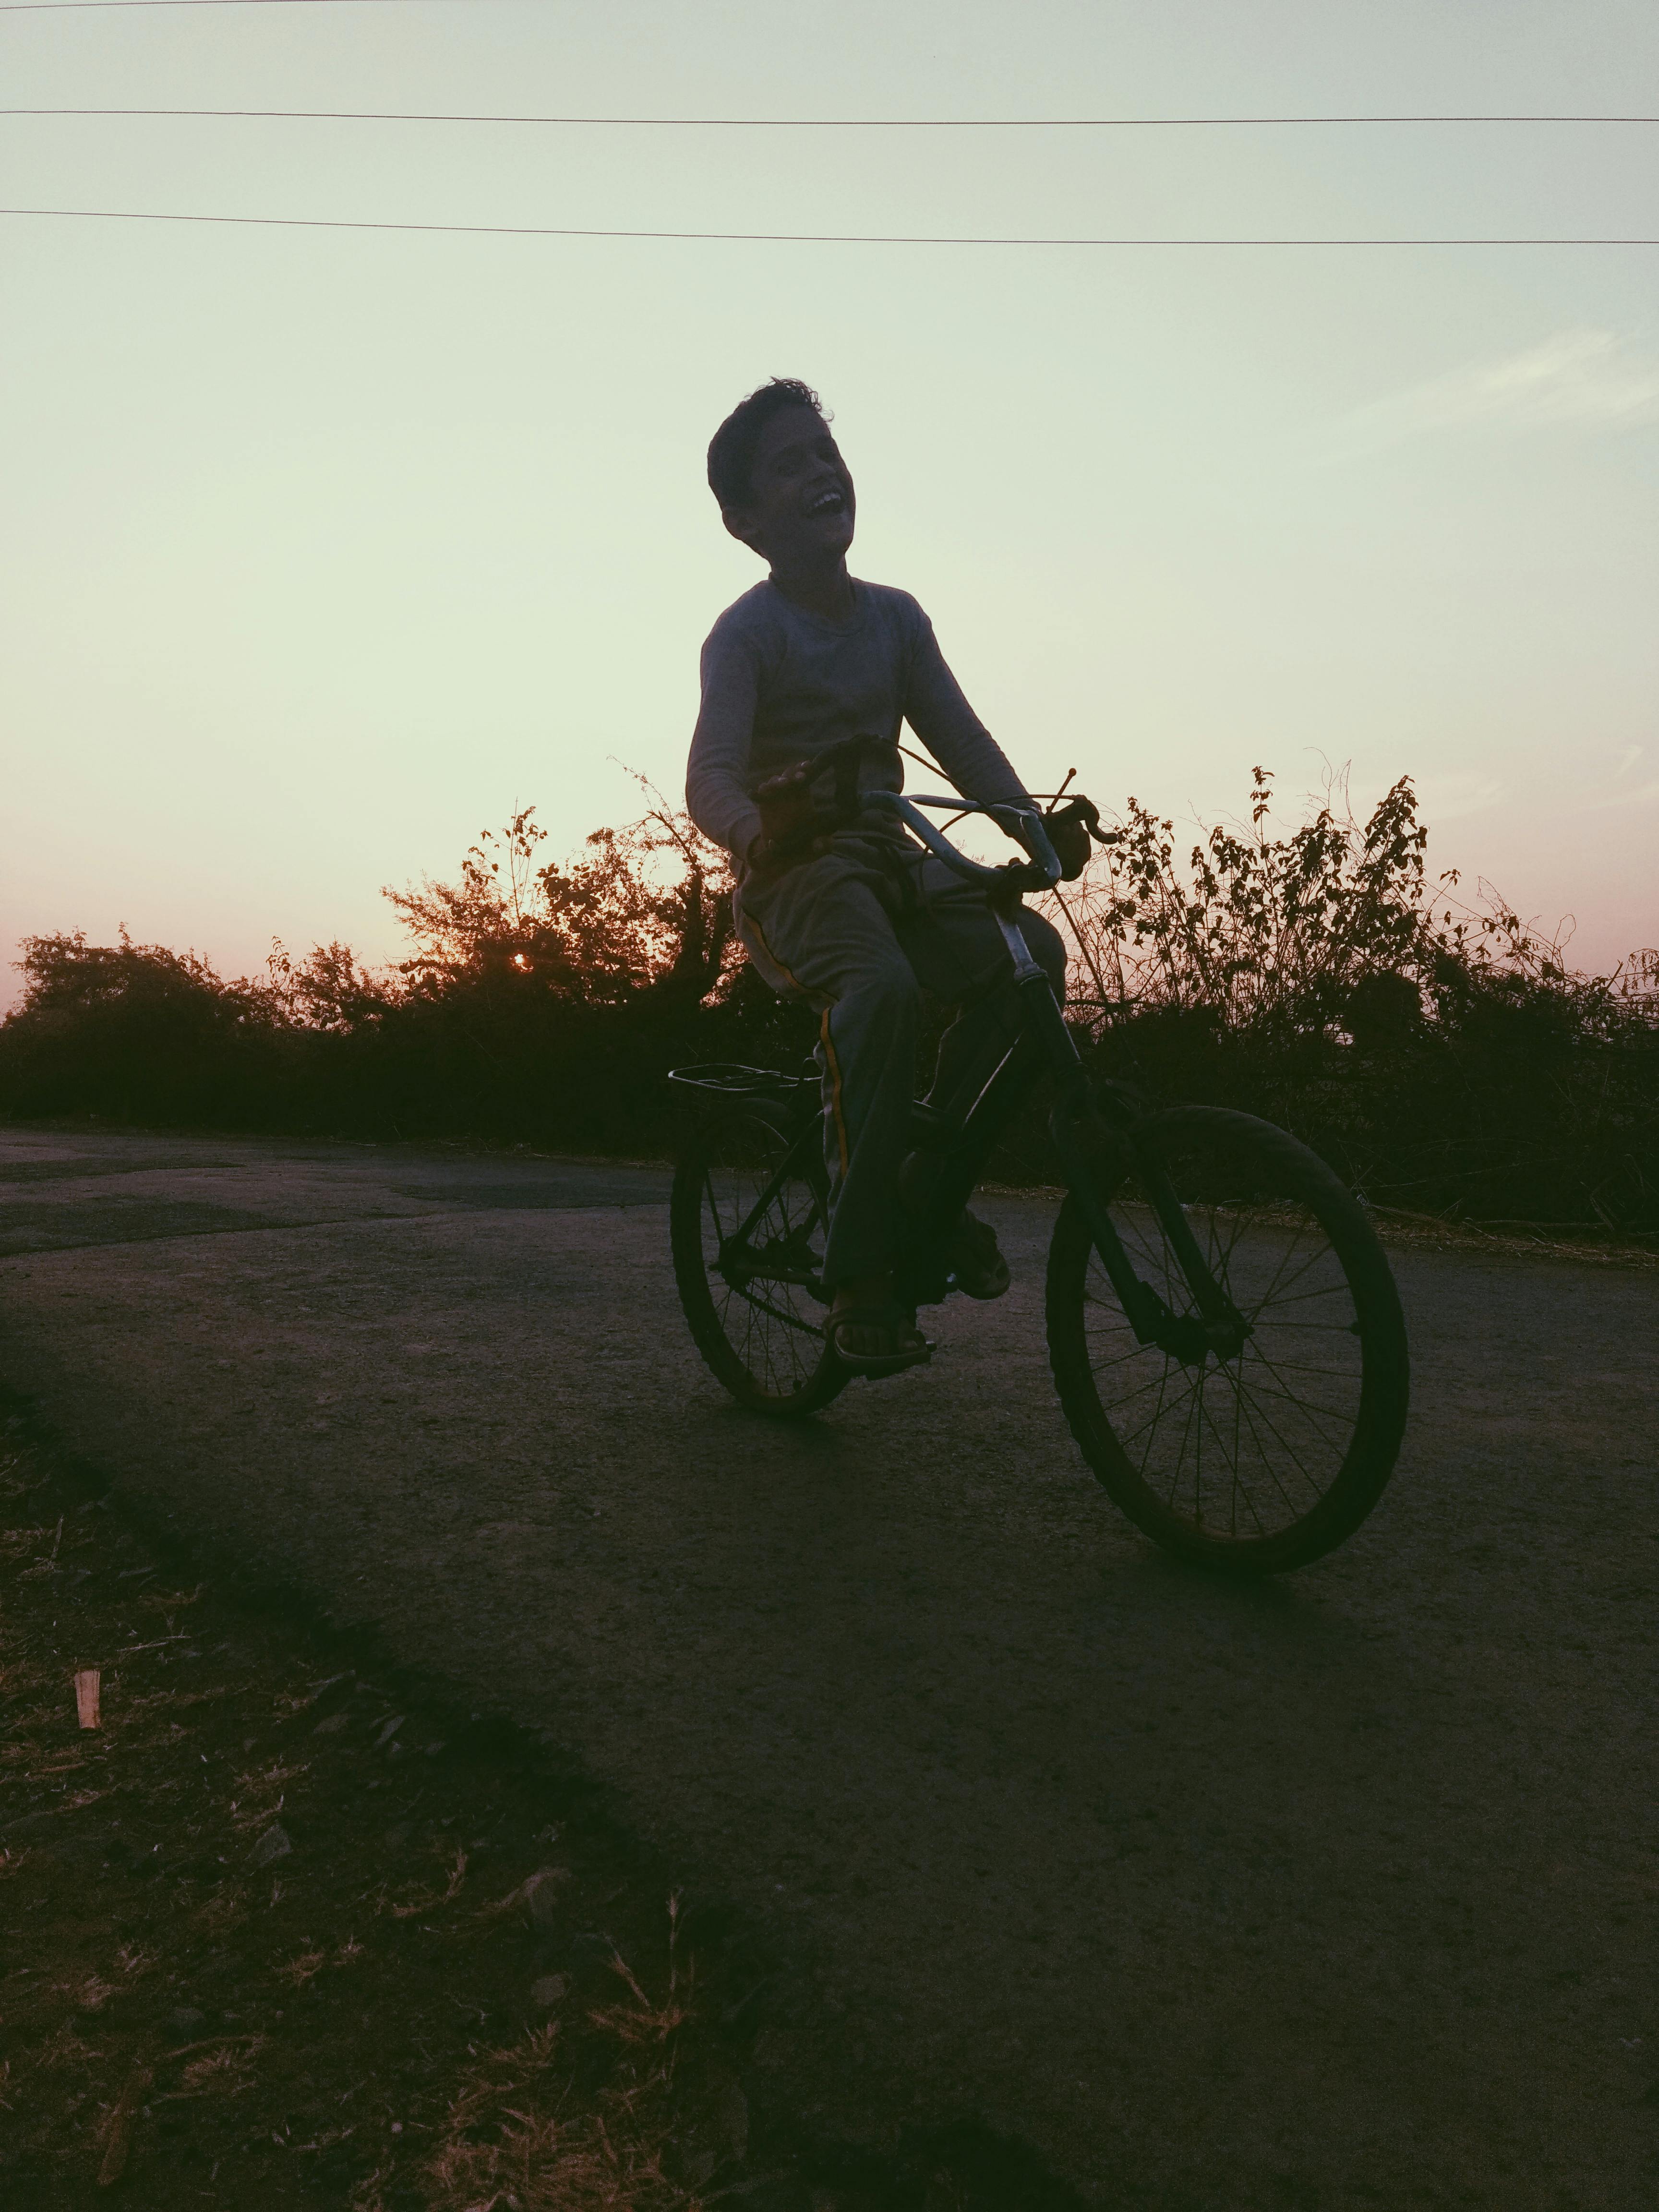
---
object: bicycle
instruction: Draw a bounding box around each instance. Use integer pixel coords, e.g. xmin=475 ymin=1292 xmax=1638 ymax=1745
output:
xmin=668 ymin=746 xmax=1409 ymax=1574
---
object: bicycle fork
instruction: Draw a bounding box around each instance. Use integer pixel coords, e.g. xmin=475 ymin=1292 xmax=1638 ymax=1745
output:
xmin=991 ymin=908 xmax=1249 ymax=1362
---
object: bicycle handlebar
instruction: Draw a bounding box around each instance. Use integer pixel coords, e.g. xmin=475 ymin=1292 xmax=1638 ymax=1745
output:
xmin=861 ymin=789 xmax=1064 ymax=890
xmin=760 ymin=732 xmax=1118 ymax=892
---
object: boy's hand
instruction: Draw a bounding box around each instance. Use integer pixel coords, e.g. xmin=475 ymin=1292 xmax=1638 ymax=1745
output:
xmin=1047 ymin=815 xmax=1093 ymax=881
xmin=1044 ymin=795 xmax=1106 ymax=881
xmin=754 ymin=759 xmax=823 ymax=855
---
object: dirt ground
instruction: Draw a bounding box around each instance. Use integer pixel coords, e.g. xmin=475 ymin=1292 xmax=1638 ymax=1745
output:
xmin=2 ymin=1123 xmax=1658 ymax=2210
xmin=0 ymin=1421 xmax=1063 ymax=2211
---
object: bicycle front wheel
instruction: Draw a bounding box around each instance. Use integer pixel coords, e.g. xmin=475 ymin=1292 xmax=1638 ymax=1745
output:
xmin=670 ymin=1099 xmax=847 ymax=1418
xmin=1046 ymin=1106 xmax=1408 ymax=1573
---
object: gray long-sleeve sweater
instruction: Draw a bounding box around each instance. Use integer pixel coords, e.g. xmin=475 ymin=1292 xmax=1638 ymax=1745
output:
xmin=685 ymin=577 xmax=1030 ymax=865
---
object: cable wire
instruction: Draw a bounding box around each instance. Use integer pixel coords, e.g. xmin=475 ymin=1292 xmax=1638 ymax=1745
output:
xmin=3 ymin=207 xmax=1653 ymax=245
xmin=4 ymin=105 xmax=1655 ymax=125
xmin=2 ymin=2 xmax=411 ymax=12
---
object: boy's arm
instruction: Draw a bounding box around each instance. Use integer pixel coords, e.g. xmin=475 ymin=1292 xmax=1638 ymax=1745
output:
xmin=686 ymin=625 xmax=766 ymax=866
xmin=904 ymin=611 xmax=1092 ymax=878
xmin=902 ymin=605 xmax=1032 ymax=811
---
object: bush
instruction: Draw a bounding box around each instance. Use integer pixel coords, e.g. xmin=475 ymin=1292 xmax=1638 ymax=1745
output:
xmin=0 ymin=797 xmax=809 ymax=1154
xmin=1040 ymin=769 xmax=1659 ymax=1235
xmin=2 ymin=772 xmax=1653 ymax=1239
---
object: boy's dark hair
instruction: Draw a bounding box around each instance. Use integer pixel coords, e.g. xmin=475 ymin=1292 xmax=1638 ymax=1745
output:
xmin=707 ymin=377 xmax=827 ymax=511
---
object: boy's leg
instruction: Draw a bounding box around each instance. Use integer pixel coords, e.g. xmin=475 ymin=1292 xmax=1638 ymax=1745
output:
xmin=896 ymin=860 xmax=1068 ymax=1116
xmin=896 ymin=863 xmax=1067 ymax=1297
xmin=736 ymin=840 xmax=922 ymax=1292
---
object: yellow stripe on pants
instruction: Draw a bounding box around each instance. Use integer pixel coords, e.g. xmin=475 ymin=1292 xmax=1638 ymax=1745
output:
xmin=819 ymin=1006 xmax=850 ymax=1177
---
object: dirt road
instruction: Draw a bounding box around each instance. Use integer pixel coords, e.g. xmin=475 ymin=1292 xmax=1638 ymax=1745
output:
xmin=1 ymin=1123 xmax=1654 ymax=2210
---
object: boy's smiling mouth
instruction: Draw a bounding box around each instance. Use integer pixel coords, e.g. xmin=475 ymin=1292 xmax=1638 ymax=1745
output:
xmin=806 ymin=485 xmax=846 ymax=516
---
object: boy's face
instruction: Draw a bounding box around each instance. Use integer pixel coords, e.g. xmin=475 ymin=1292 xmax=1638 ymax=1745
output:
xmin=723 ymin=407 xmax=856 ymax=566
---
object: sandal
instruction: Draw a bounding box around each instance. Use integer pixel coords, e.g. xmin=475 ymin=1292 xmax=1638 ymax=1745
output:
xmin=826 ymin=1300 xmax=933 ymax=1378
xmin=949 ymin=1210 xmax=1011 ymax=1300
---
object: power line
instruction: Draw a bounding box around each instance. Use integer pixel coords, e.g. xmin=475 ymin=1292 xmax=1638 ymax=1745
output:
xmin=4 ymin=206 xmax=1653 ymax=244
xmin=1 ymin=2 xmax=410 ymax=12
xmin=4 ymin=106 xmax=1656 ymax=126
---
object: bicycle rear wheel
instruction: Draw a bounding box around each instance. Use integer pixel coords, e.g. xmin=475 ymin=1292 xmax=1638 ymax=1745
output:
xmin=1046 ymin=1106 xmax=1408 ymax=1573
xmin=670 ymin=1098 xmax=847 ymax=1417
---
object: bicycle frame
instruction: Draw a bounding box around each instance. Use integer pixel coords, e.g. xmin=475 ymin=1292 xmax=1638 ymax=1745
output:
xmin=989 ymin=906 xmax=1249 ymax=1358
xmin=707 ymin=895 xmax=1249 ymax=1362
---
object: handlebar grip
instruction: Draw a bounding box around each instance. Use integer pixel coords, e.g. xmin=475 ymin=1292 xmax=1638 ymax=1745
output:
xmin=1045 ymin=793 xmax=1119 ymax=843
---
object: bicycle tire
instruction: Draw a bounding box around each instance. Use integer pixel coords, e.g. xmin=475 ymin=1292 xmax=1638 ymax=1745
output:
xmin=670 ymin=1097 xmax=849 ymax=1418
xmin=1046 ymin=1106 xmax=1408 ymax=1573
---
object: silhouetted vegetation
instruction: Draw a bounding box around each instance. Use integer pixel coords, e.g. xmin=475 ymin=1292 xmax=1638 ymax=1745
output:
xmin=3 ymin=773 xmax=1654 ymax=1241
xmin=1047 ymin=770 xmax=1658 ymax=1238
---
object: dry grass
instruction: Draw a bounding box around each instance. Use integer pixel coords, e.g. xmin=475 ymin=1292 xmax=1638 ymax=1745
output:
xmin=166 ymin=2039 xmax=267 ymax=2101
xmin=411 ymin=1907 xmax=733 ymax=2212
xmin=0 ymin=1436 xmax=807 ymax=2209
xmin=1362 ymin=1204 xmax=1659 ymax=1270
xmin=420 ymin=2020 xmax=692 ymax=2212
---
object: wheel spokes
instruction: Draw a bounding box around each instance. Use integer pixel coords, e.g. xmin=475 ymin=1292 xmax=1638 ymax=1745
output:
xmin=1080 ymin=1156 xmax=1366 ymax=1540
xmin=697 ymin=1120 xmax=827 ymax=1397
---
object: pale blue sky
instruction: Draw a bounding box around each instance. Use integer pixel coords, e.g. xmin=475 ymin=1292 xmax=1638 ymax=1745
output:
xmin=2 ymin=0 xmax=1656 ymax=1002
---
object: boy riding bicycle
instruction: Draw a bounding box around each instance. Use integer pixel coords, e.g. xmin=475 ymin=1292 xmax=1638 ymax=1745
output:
xmin=685 ymin=378 xmax=1090 ymax=1377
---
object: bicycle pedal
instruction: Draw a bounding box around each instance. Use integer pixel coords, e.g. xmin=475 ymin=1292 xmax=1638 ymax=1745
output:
xmin=864 ymin=1358 xmax=932 ymax=1384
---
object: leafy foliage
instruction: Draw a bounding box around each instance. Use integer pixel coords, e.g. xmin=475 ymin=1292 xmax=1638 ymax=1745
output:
xmin=1052 ymin=768 xmax=1434 ymax=1022
xmin=1036 ymin=769 xmax=1658 ymax=1235
xmin=2 ymin=770 xmax=1653 ymax=1239
xmin=384 ymin=793 xmax=732 ymax=1006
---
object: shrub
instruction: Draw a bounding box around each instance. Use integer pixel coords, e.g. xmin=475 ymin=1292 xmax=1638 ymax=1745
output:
xmin=1037 ymin=769 xmax=1658 ymax=1234
xmin=1 ymin=770 xmax=1653 ymax=1239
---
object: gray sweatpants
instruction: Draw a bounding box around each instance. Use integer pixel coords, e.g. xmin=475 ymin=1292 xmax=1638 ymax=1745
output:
xmin=735 ymin=832 xmax=1067 ymax=1289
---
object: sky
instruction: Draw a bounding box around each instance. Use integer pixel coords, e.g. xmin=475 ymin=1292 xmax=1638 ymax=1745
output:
xmin=1 ymin=0 xmax=1656 ymax=1006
